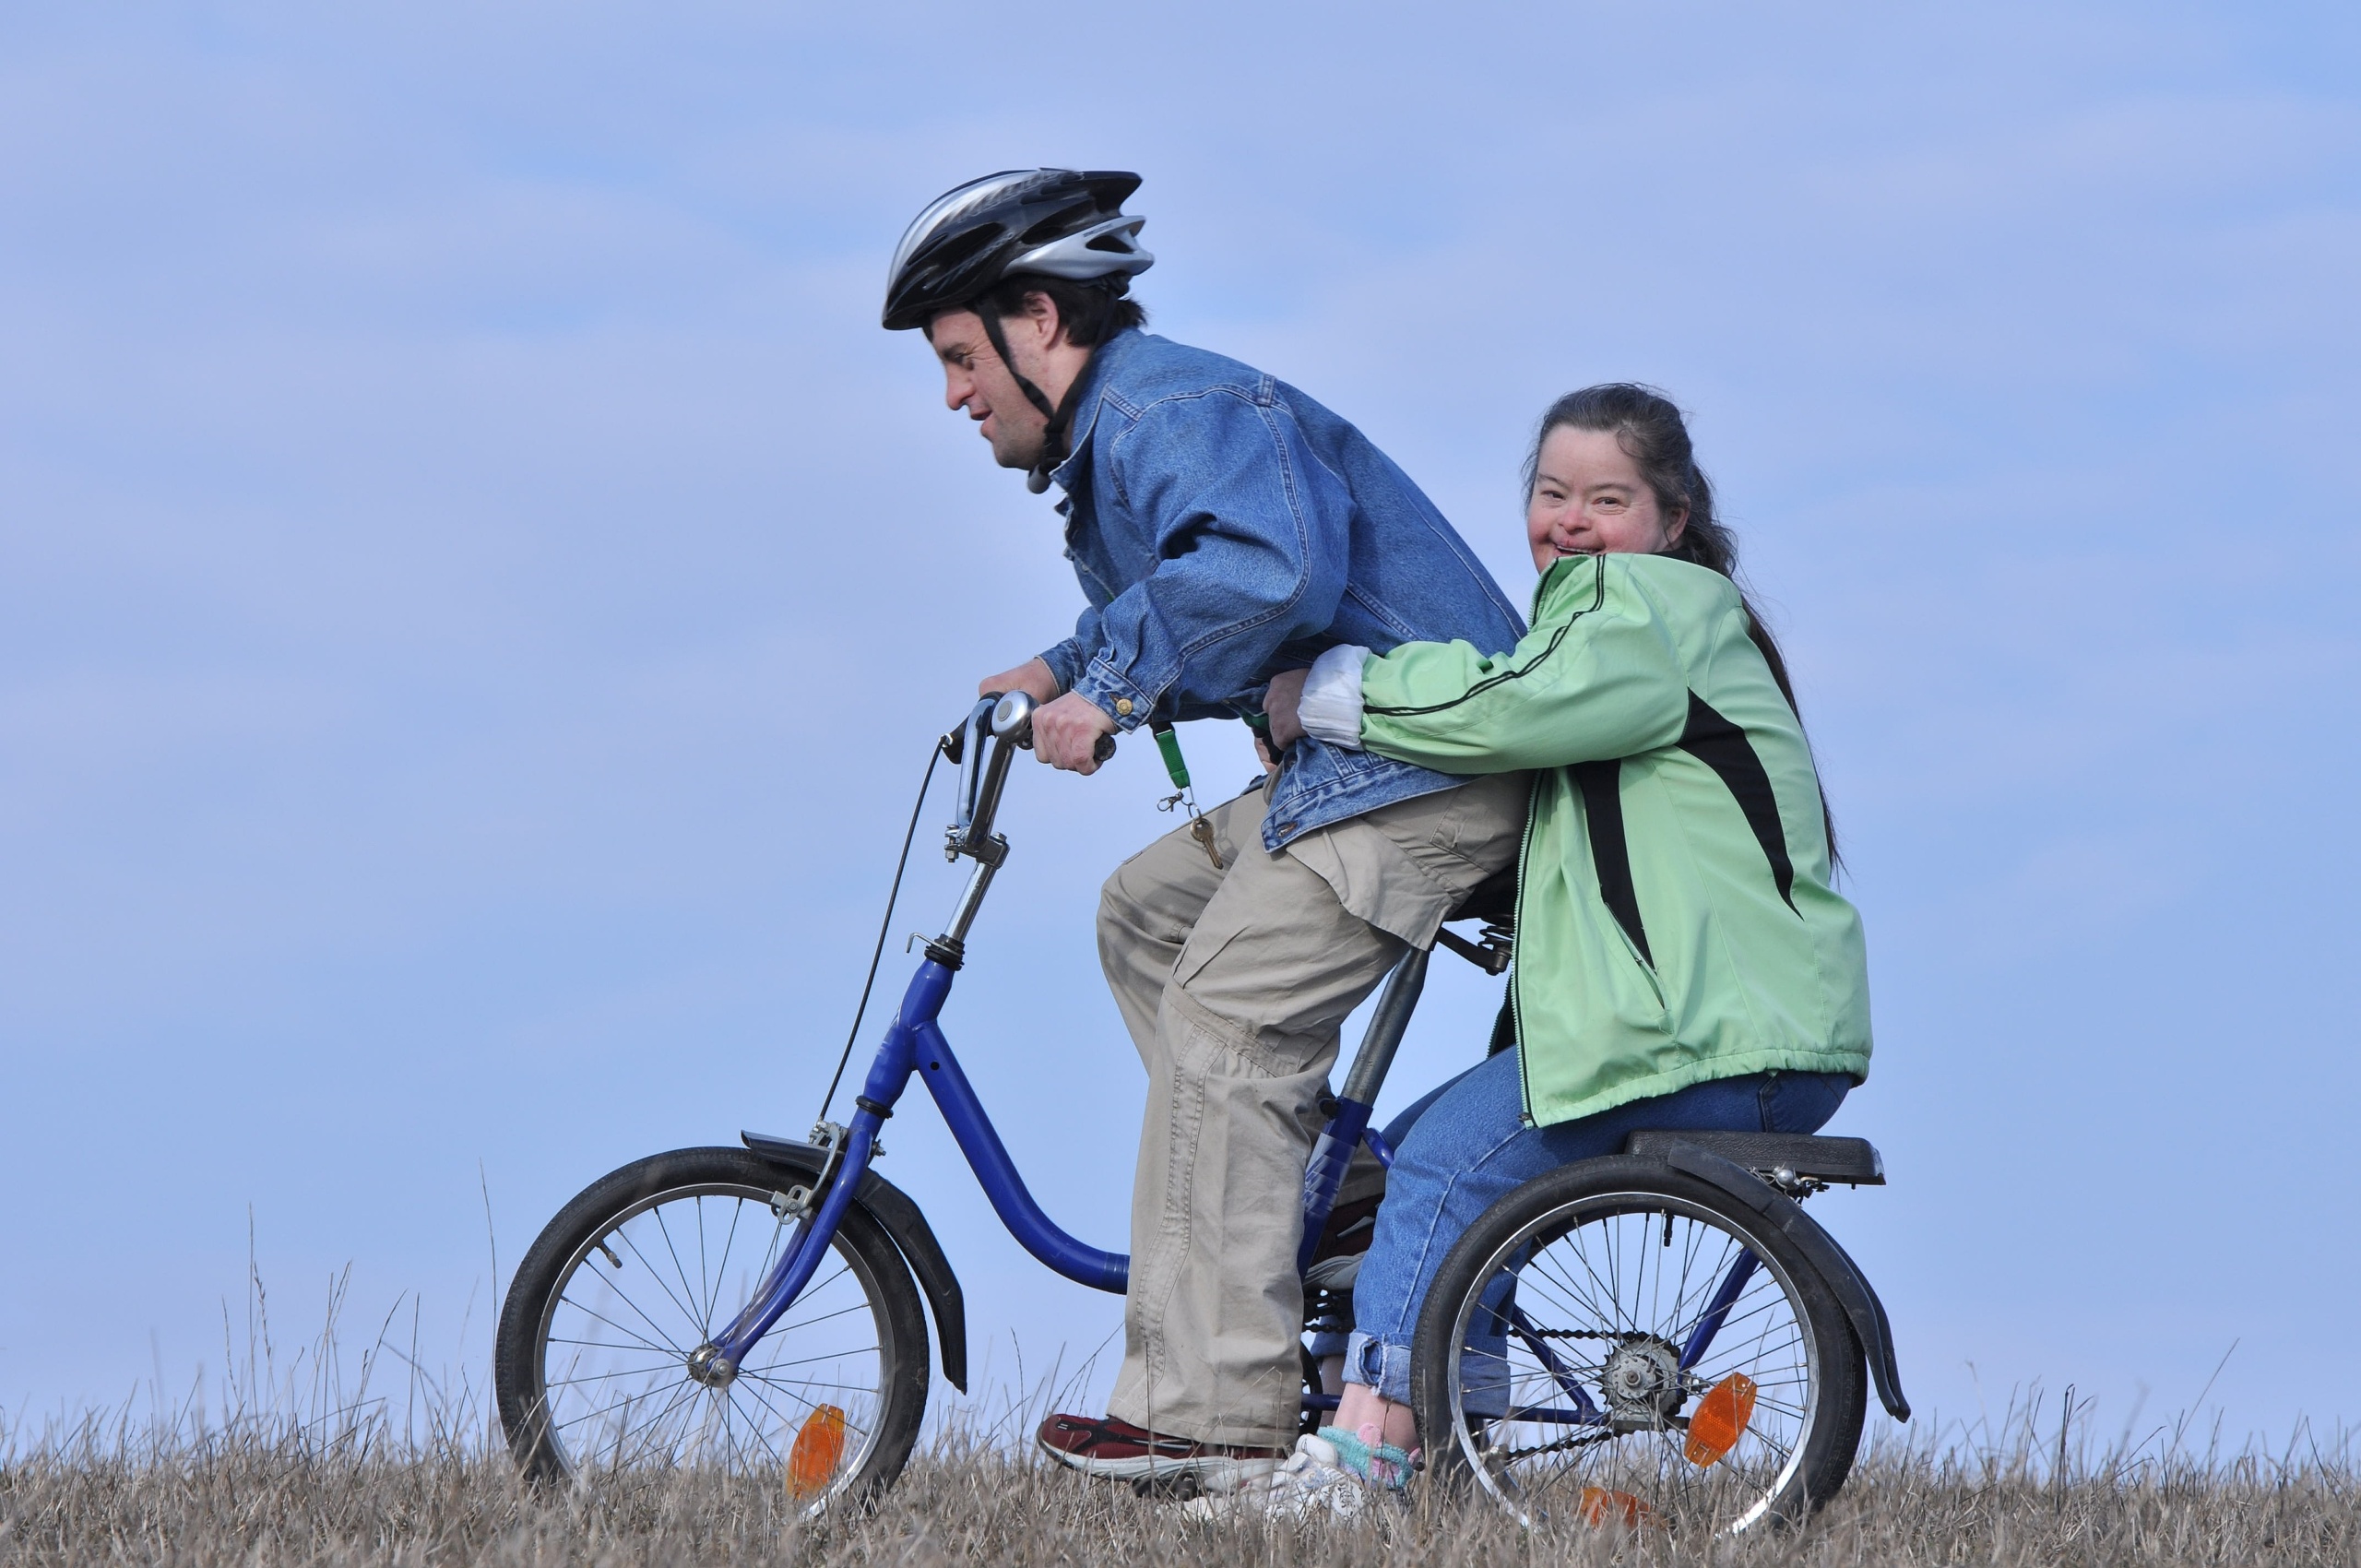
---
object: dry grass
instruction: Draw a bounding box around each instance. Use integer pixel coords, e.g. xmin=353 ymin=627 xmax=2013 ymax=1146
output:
xmin=4 ymin=1277 xmax=2348 ymax=1565
xmin=2 ymin=1415 xmax=2353 ymax=1567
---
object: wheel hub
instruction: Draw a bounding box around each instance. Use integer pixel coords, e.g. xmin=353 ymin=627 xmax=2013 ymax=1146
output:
xmin=1599 ymin=1336 xmax=1683 ymax=1426
xmin=685 ymin=1343 xmax=739 ymax=1387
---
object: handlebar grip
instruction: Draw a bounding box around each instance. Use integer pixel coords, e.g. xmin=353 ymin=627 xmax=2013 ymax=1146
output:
xmin=1093 ymin=733 xmax=1118 ymax=765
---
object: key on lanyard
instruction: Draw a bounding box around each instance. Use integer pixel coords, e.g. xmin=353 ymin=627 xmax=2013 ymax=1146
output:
xmin=1152 ymin=720 xmax=1224 ymax=871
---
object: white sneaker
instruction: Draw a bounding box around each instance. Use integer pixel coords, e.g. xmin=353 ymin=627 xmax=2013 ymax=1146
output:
xmin=1178 ymin=1432 xmax=1381 ymax=1522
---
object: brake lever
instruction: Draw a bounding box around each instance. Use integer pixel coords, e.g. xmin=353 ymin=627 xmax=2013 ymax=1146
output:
xmin=950 ymin=695 xmax=999 ymax=839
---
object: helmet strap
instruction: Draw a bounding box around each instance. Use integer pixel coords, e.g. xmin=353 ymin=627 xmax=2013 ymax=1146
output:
xmin=977 ymin=302 xmax=1094 ymax=494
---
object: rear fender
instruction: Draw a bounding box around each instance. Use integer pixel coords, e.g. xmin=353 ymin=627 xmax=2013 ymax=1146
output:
xmin=741 ymin=1132 xmax=968 ymax=1394
xmin=1661 ymin=1142 xmax=1909 ymax=1422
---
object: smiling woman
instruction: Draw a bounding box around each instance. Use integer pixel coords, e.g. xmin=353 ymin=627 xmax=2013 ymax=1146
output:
xmin=1238 ymin=383 xmax=1872 ymax=1518
xmin=1525 ymin=425 xmax=1687 ymax=562
xmin=1519 ymin=386 xmax=1815 ymax=762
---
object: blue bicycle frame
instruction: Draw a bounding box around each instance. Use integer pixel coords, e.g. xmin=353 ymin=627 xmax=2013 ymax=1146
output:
xmin=701 ymin=693 xmax=1759 ymax=1397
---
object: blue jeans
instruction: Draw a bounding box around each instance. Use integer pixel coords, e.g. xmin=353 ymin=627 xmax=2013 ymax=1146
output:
xmin=1341 ymin=1052 xmax=1851 ymax=1404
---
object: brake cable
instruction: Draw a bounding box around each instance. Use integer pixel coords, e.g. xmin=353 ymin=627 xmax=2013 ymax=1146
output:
xmin=817 ymin=709 xmax=1205 ymax=1123
xmin=814 ymin=742 xmax=943 ymax=1126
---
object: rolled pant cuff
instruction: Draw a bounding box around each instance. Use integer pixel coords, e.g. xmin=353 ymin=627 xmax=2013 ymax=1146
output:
xmin=1345 ymin=1331 xmax=1413 ymax=1406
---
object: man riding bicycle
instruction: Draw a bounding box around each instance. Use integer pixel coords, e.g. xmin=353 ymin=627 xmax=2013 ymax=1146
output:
xmin=883 ymin=169 xmax=1527 ymax=1490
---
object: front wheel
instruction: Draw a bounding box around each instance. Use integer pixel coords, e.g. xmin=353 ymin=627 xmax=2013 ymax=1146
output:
xmin=493 ymin=1147 xmax=930 ymax=1506
xmin=1411 ymin=1157 xmax=1865 ymax=1534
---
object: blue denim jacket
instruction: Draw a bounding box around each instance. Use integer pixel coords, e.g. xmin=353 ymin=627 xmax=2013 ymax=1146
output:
xmin=1036 ymin=329 xmax=1525 ymax=851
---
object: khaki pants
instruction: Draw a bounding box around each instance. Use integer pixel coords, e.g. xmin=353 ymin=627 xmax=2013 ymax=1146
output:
xmin=1097 ymin=770 xmax=1529 ymax=1448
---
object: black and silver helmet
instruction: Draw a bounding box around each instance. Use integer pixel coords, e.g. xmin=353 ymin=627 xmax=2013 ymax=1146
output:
xmin=881 ymin=169 xmax=1152 ymax=332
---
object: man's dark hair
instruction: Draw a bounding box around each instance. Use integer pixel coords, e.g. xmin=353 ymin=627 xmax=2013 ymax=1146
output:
xmin=977 ymin=273 xmax=1147 ymax=347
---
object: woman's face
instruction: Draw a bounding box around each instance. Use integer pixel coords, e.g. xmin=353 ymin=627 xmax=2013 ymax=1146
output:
xmin=1526 ymin=425 xmax=1687 ymax=573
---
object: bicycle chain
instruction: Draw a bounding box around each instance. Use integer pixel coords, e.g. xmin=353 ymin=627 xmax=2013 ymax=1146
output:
xmin=1497 ymin=1427 xmax=1619 ymax=1463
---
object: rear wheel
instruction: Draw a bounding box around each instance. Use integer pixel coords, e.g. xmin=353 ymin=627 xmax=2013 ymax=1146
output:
xmin=494 ymin=1147 xmax=929 ymax=1507
xmin=1411 ymin=1157 xmax=1864 ymax=1534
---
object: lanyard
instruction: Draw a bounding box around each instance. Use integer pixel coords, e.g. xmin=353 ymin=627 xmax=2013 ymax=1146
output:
xmin=1149 ymin=719 xmax=1224 ymax=870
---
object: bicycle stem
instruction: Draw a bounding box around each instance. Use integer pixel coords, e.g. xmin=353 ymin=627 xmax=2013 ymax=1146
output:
xmin=930 ymin=694 xmax=1030 ymax=965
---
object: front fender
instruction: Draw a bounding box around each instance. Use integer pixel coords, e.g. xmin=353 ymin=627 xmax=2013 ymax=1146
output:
xmin=741 ymin=1132 xmax=968 ymax=1394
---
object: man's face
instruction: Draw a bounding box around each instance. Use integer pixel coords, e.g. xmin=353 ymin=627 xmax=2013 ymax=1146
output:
xmin=925 ymin=308 xmax=1050 ymax=471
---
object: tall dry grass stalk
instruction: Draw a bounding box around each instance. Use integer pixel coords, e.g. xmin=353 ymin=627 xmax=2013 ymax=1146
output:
xmin=3 ymin=1423 xmax=2356 ymax=1568
xmin=4 ymin=1271 xmax=2352 ymax=1564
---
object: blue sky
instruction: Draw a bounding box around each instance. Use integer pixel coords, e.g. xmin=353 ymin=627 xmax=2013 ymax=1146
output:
xmin=4 ymin=2 xmax=2357 ymax=1450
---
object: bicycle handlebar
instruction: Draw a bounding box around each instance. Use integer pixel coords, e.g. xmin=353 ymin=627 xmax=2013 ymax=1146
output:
xmin=989 ymin=689 xmax=1120 ymax=765
xmin=948 ymin=692 xmax=1118 ymax=860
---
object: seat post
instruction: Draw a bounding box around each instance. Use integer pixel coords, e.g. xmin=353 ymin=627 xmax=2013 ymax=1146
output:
xmin=1299 ymin=945 xmax=1432 ymax=1276
xmin=1337 ymin=945 xmax=1431 ymax=1108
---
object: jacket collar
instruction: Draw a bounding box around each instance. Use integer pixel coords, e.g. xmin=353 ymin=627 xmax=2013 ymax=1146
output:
xmin=1047 ymin=327 xmax=1142 ymax=493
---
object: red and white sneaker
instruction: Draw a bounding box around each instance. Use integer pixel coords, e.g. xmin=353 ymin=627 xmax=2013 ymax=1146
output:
xmin=1035 ymin=1412 xmax=1285 ymax=1491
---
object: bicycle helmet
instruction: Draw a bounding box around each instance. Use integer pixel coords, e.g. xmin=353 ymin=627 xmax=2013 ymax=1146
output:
xmin=881 ymin=169 xmax=1152 ymax=332
xmin=884 ymin=170 xmax=1153 ymax=490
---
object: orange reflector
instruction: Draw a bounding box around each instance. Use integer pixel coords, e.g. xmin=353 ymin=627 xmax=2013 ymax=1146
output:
xmin=787 ymin=1404 xmax=847 ymax=1498
xmin=1578 ymin=1486 xmax=1661 ymax=1530
xmin=1684 ymin=1371 xmax=1757 ymax=1467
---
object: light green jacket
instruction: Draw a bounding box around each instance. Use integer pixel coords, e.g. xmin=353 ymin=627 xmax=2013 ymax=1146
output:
xmin=1357 ymin=552 xmax=1871 ymax=1126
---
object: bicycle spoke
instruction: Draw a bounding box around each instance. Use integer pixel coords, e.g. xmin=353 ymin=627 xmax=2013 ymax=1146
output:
xmin=543 ymin=1334 xmax=679 ymax=1361
xmin=720 ymin=1384 xmax=791 ymax=1467
xmin=728 ymin=1374 xmax=834 ymax=1444
xmin=1517 ymin=1251 xmax=1617 ymax=1334
xmin=746 ymin=1340 xmax=884 ymax=1377
xmin=553 ymin=1294 xmax=686 ymax=1360
xmin=547 ymin=1363 xmax=696 ymax=1392
xmin=1439 ymin=1192 xmax=1834 ymax=1535
xmin=704 ymin=1198 xmax=753 ymax=1330
xmin=762 ymin=1263 xmax=856 ymax=1330
xmin=525 ymin=1174 xmax=904 ymax=1481
xmin=615 ymin=1220 xmax=706 ymax=1338
xmin=650 ymin=1200 xmax=714 ymax=1341
xmin=565 ymin=1247 xmax=701 ymax=1355
xmin=753 ymin=1293 xmax=871 ymax=1345
xmin=555 ymin=1373 xmax=701 ymax=1440
xmin=737 ymin=1372 xmax=884 ymax=1405
xmin=694 ymin=1195 xmax=717 ymax=1332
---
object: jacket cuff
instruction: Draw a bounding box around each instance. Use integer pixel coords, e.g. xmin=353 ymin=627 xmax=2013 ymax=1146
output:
xmin=1072 ymin=659 xmax=1156 ymax=731
xmin=1035 ymin=640 xmax=1085 ymax=696
xmin=1297 ymin=645 xmax=1370 ymax=749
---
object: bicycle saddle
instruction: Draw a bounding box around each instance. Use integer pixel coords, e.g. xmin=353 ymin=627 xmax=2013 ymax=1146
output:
xmin=1621 ymin=1130 xmax=1884 ymax=1186
xmin=1445 ymin=863 xmax=1518 ymax=926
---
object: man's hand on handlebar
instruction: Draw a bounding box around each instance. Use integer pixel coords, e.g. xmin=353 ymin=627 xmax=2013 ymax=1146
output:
xmin=1032 ymin=692 xmax=1120 ymax=774
xmin=978 ymin=658 xmax=1061 ymax=706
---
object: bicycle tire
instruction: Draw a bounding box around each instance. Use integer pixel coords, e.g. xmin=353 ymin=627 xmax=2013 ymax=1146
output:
xmin=494 ymin=1146 xmax=930 ymax=1507
xmin=1410 ymin=1156 xmax=1865 ymax=1534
